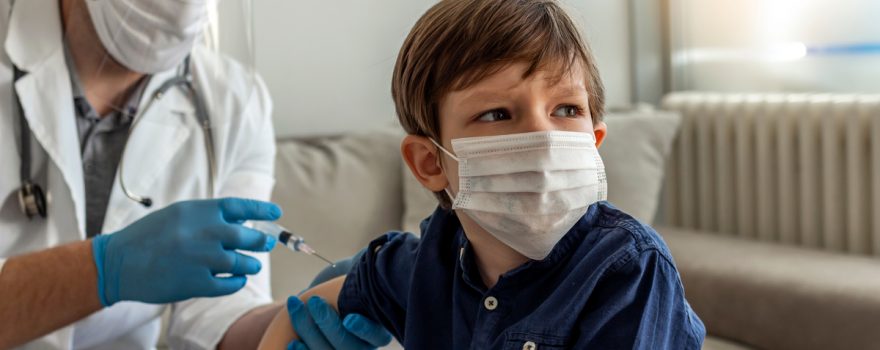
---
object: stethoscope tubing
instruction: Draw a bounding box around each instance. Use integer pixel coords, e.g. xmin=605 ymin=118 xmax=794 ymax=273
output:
xmin=15 ymin=56 xmax=216 ymax=217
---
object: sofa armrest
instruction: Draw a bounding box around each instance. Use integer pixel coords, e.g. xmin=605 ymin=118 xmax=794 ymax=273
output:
xmin=658 ymin=227 xmax=880 ymax=350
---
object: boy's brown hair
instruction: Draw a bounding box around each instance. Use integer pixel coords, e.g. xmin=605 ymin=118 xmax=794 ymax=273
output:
xmin=392 ymin=0 xmax=605 ymax=207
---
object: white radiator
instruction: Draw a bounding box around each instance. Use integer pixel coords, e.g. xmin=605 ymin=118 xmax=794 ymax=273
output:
xmin=661 ymin=92 xmax=880 ymax=256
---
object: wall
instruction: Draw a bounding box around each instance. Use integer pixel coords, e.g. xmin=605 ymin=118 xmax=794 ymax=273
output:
xmin=218 ymin=1 xmax=633 ymax=138
xmin=568 ymin=0 xmax=633 ymax=112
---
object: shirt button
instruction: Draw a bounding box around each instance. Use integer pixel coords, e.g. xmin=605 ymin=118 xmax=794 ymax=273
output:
xmin=484 ymin=296 xmax=498 ymax=310
xmin=523 ymin=341 xmax=537 ymax=350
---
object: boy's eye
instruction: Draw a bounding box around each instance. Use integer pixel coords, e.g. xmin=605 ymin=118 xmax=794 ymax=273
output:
xmin=475 ymin=109 xmax=511 ymax=122
xmin=551 ymin=105 xmax=583 ymax=118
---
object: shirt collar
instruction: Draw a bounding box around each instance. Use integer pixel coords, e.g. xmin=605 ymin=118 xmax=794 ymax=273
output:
xmin=431 ymin=203 xmax=603 ymax=292
xmin=63 ymin=44 xmax=150 ymax=122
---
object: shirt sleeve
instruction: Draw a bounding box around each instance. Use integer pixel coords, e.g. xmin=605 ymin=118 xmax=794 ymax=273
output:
xmin=166 ymin=60 xmax=277 ymax=350
xmin=575 ymin=248 xmax=706 ymax=350
xmin=338 ymin=232 xmax=421 ymax=341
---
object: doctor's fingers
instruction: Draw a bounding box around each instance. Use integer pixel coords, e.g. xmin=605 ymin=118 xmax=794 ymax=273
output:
xmin=215 ymin=224 xmax=277 ymax=252
xmin=218 ymin=197 xmax=283 ymax=223
xmin=307 ymin=296 xmax=375 ymax=349
xmin=288 ymin=340 xmax=309 ymax=350
xmin=209 ymin=250 xmax=263 ymax=276
xmin=342 ymin=314 xmax=393 ymax=347
xmin=287 ymin=297 xmax=335 ymax=350
xmin=204 ymin=275 xmax=248 ymax=297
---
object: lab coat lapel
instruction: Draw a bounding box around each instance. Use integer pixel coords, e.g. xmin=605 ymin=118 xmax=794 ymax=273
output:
xmin=6 ymin=0 xmax=87 ymax=235
xmin=5 ymin=0 xmax=59 ymax=73
xmin=102 ymin=73 xmax=194 ymax=231
xmin=6 ymin=0 xmax=197 ymax=234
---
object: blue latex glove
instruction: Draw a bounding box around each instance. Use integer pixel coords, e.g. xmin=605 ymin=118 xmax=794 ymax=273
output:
xmin=287 ymin=296 xmax=393 ymax=350
xmin=91 ymin=198 xmax=280 ymax=306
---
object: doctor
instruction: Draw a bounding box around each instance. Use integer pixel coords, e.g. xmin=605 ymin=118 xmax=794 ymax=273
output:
xmin=0 ymin=0 xmax=388 ymax=349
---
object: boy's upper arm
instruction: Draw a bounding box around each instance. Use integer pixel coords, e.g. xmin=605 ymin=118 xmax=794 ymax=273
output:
xmin=257 ymin=276 xmax=347 ymax=350
xmin=260 ymin=231 xmax=419 ymax=348
xmin=575 ymin=248 xmax=706 ymax=350
xmin=337 ymin=232 xmax=421 ymax=340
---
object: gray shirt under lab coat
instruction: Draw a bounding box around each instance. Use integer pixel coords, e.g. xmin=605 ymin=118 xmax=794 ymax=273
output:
xmin=65 ymin=47 xmax=150 ymax=237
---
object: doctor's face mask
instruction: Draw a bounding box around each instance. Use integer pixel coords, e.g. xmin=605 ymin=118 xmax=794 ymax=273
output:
xmin=86 ymin=0 xmax=211 ymax=74
xmin=430 ymin=130 xmax=607 ymax=260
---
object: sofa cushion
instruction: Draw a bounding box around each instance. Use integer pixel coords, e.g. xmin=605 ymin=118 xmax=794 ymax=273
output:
xmin=598 ymin=109 xmax=681 ymax=223
xmin=270 ymin=126 xmax=405 ymax=297
xmin=401 ymin=109 xmax=682 ymax=232
xmin=659 ymin=227 xmax=880 ymax=350
xmin=702 ymin=336 xmax=754 ymax=350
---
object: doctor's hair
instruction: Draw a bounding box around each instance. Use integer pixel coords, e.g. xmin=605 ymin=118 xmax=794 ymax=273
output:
xmin=392 ymin=0 xmax=605 ymax=208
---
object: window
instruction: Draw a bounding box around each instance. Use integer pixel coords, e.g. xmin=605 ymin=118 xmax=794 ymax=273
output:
xmin=668 ymin=0 xmax=880 ymax=93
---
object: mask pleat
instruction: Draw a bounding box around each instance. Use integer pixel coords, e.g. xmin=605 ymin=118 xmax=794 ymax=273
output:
xmin=462 ymin=169 xmax=599 ymax=193
xmin=444 ymin=130 xmax=606 ymax=260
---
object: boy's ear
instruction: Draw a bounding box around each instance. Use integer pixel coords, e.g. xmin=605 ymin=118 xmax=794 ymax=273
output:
xmin=593 ymin=121 xmax=607 ymax=148
xmin=401 ymin=135 xmax=449 ymax=192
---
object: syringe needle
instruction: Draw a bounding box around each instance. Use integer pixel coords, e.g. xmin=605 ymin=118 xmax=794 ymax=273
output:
xmin=312 ymin=252 xmax=336 ymax=267
xmin=251 ymin=222 xmax=336 ymax=267
xmin=295 ymin=241 xmax=336 ymax=266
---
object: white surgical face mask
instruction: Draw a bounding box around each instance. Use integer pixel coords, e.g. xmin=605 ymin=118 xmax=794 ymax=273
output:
xmin=86 ymin=0 xmax=210 ymax=74
xmin=431 ymin=130 xmax=607 ymax=260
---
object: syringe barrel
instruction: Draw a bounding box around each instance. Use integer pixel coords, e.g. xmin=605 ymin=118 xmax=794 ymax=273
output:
xmin=246 ymin=220 xmax=307 ymax=252
xmin=247 ymin=220 xmax=285 ymax=237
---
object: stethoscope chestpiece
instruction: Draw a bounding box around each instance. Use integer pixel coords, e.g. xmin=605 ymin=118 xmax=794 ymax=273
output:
xmin=139 ymin=197 xmax=153 ymax=208
xmin=18 ymin=181 xmax=47 ymax=219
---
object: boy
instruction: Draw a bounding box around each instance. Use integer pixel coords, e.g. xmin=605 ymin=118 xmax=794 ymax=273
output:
xmin=260 ymin=0 xmax=705 ymax=348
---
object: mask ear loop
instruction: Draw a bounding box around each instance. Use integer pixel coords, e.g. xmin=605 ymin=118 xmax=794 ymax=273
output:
xmin=428 ymin=138 xmax=461 ymax=205
xmin=428 ymin=137 xmax=460 ymax=161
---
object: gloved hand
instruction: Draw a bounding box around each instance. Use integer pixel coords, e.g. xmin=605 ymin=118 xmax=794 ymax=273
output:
xmin=287 ymin=296 xmax=393 ymax=350
xmin=91 ymin=198 xmax=280 ymax=306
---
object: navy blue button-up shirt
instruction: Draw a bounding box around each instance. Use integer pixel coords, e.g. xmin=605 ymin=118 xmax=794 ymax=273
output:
xmin=338 ymin=201 xmax=705 ymax=349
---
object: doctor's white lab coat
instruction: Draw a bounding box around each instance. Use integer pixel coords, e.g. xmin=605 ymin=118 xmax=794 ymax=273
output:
xmin=0 ymin=0 xmax=277 ymax=349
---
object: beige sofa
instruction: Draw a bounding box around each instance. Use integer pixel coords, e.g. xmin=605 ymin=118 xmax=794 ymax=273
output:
xmin=269 ymin=100 xmax=880 ymax=349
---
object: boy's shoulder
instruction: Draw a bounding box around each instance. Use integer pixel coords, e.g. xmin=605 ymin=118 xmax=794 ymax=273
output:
xmin=578 ymin=201 xmax=676 ymax=268
xmin=364 ymin=231 xmax=422 ymax=259
xmin=561 ymin=202 xmax=705 ymax=350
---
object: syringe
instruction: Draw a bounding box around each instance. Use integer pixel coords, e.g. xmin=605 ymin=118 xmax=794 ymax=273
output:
xmin=247 ymin=221 xmax=335 ymax=266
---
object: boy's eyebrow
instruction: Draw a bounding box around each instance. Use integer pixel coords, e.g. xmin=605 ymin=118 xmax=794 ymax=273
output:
xmin=549 ymin=85 xmax=589 ymax=98
xmin=461 ymin=85 xmax=588 ymax=102
xmin=455 ymin=82 xmax=588 ymax=107
xmin=458 ymin=90 xmax=511 ymax=104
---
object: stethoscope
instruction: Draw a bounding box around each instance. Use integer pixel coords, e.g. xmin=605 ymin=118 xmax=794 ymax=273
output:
xmin=16 ymin=56 xmax=217 ymax=219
